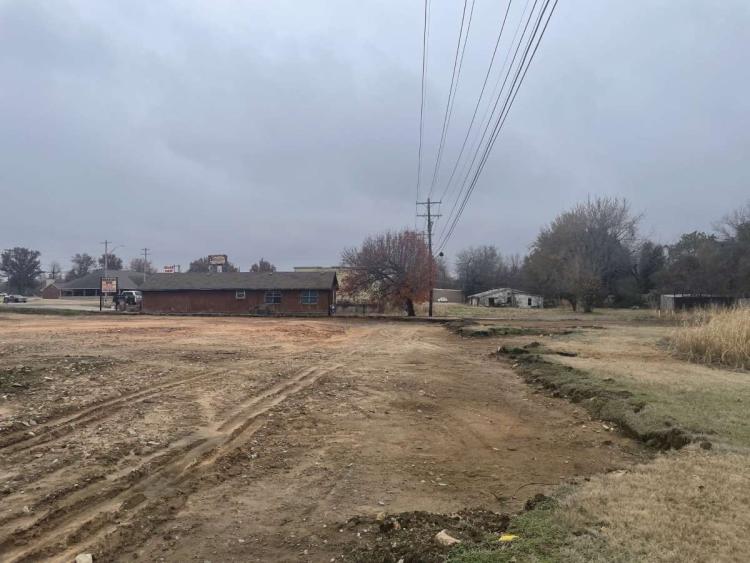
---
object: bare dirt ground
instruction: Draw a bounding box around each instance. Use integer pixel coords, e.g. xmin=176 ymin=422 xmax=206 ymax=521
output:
xmin=0 ymin=314 xmax=644 ymax=562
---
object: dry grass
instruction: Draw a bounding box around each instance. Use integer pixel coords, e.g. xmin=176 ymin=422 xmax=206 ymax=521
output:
xmin=416 ymin=302 xmax=662 ymax=322
xmin=556 ymin=448 xmax=750 ymax=562
xmin=671 ymin=307 xmax=750 ymax=369
xmin=452 ymin=449 xmax=750 ymax=563
xmin=538 ymin=325 xmax=750 ymax=448
xmin=454 ymin=320 xmax=750 ymax=562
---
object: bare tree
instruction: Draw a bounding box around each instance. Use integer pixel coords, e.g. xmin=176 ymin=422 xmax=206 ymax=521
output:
xmin=49 ymin=261 xmax=63 ymax=281
xmin=715 ymin=200 xmax=750 ymax=240
xmin=455 ymin=246 xmax=507 ymax=297
xmin=342 ymin=230 xmax=432 ymax=316
xmin=525 ymin=197 xmax=639 ymax=312
xmin=129 ymin=258 xmax=156 ymax=274
xmin=98 ymin=253 xmax=123 ymax=270
xmin=250 ymin=258 xmax=276 ymax=273
xmin=66 ymin=253 xmax=96 ymax=281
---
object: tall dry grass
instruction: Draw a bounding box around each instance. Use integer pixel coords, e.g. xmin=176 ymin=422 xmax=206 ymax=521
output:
xmin=671 ymin=306 xmax=750 ymax=369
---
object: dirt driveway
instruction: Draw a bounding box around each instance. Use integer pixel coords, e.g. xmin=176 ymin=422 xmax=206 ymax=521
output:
xmin=0 ymin=315 xmax=642 ymax=562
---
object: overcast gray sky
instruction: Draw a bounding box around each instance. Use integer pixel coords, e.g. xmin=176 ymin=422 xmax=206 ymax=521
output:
xmin=1 ymin=0 xmax=748 ymax=273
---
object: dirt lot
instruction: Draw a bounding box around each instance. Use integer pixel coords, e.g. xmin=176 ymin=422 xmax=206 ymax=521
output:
xmin=0 ymin=313 xmax=644 ymax=562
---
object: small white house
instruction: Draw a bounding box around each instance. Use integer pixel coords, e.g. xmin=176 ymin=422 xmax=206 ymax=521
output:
xmin=468 ymin=288 xmax=543 ymax=308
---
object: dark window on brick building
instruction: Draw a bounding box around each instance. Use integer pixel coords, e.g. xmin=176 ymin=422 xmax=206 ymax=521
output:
xmin=300 ymin=290 xmax=318 ymax=305
xmin=265 ymin=290 xmax=281 ymax=304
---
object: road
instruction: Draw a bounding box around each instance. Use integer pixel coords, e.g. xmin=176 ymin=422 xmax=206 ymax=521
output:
xmin=0 ymin=314 xmax=642 ymax=561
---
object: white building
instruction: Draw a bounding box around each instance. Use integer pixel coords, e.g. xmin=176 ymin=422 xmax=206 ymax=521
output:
xmin=468 ymin=288 xmax=543 ymax=308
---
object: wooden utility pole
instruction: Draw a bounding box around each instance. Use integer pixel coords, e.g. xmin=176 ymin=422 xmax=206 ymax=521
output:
xmin=142 ymin=248 xmax=150 ymax=283
xmin=417 ymin=198 xmax=441 ymax=317
xmin=100 ymin=239 xmax=111 ymax=312
xmin=100 ymin=240 xmax=111 ymax=277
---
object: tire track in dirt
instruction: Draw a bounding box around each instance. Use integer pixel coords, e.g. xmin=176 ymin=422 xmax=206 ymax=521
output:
xmin=0 ymin=367 xmax=230 ymax=455
xmin=1 ymin=364 xmax=338 ymax=563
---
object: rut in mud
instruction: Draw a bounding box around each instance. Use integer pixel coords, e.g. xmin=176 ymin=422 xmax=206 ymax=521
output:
xmin=0 ymin=315 xmax=644 ymax=561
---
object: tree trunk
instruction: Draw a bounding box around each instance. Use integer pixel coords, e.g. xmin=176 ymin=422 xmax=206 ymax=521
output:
xmin=405 ymin=298 xmax=416 ymax=317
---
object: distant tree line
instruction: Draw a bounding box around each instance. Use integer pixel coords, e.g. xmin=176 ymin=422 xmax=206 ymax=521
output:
xmin=0 ymin=251 xmax=280 ymax=295
xmin=436 ymin=197 xmax=750 ymax=312
xmin=4 ymin=197 xmax=747 ymax=311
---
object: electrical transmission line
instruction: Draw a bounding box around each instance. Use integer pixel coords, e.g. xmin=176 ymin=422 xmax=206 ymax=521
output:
xmin=427 ymin=0 xmax=475 ymax=199
xmin=415 ymin=0 xmax=431 ymax=206
xmin=437 ymin=0 xmax=559 ymax=253
xmin=437 ymin=0 xmax=542 ymax=246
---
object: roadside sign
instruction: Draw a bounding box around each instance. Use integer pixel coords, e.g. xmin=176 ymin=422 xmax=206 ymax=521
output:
xmin=208 ymin=254 xmax=227 ymax=266
xmin=163 ymin=265 xmax=175 ymax=273
xmin=100 ymin=277 xmax=118 ymax=294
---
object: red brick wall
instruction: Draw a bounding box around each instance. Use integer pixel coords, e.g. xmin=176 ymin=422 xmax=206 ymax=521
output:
xmin=41 ymin=284 xmax=61 ymax=299
xmin=142 ymin=289 xmax=332 ymax=315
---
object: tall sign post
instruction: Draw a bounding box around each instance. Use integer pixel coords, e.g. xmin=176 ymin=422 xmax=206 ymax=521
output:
xmin=208 ymin=254 xmax=228 ymax=273
xmin=100 ymin=276 xmax=118 ymax=312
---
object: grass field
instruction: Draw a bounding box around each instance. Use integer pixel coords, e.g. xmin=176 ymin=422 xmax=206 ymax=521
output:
xmin=418 ymin=302 xmax=663 ymax=323
xmin=452 ymin=318 xmax=750 ymax=562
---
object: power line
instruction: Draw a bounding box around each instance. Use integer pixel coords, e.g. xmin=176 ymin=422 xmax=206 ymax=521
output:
xmin=415 ymin=0 xmax=431 ymax=206
xmin=437 ymin=0 xmax=517 ymax=206
xmin=439 ymin=0 xmax=558 ymax=253
xmin=438 ymin=0 xmax=541 ymax=245
xmin=427 ymin=0 xmax=473 ymax=199
xmin=438 ymin=0 xmax=559 ymax=253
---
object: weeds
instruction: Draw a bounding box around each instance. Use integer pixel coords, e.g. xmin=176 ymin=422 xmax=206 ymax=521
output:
xmin=670 ymin=307 xmax=750 ymax=369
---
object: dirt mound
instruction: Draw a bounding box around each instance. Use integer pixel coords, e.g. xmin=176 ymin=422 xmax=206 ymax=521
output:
xmin=447 ymin=320 xmax=553 ymax=338
xmin=341 ymin=509 xmax=509 ymax=562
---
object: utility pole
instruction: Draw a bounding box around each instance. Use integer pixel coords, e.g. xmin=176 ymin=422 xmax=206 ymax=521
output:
xmin=417 ymin=197 xmax=441 ymax=317
xmin=101 ymin=240 xmax=111 ymax=277
xmin=142 ymin=248 xmax=150 ymax=283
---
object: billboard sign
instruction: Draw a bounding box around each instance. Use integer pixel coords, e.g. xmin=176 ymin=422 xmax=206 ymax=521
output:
xmin=100 ymin=277 xmax=118 ymax=294
xmin=208 ymin=254 xmax=227 ymax=266
xmin=163 ymin=265 xmax=175 ymax=273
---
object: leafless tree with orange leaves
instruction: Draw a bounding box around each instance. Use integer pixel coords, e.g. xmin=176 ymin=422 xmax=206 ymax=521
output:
xmin=341 ymin=229 xmax=433 ymax=316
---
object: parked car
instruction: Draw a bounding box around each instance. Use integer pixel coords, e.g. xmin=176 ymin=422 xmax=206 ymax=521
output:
xmin=3 ymin=294 xmax=28 ymax=303
xmin=120 ymin=290 xmax=143 ymax=304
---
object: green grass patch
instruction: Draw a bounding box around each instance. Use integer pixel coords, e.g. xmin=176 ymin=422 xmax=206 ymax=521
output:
xmin=448 ymin=495 xmax=599 ymax=563
xmin=498 ymin=351 xmax=700 ymax=449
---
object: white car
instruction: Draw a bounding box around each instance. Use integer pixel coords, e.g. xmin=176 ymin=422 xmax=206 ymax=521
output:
xmin=120 ymin=290 xmax=143 ymax=303
xmin=437 ymin=297 xmax=449 ymax=303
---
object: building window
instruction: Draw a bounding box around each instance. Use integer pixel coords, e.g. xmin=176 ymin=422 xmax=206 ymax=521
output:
xmin=528 ymin=297 xmax=532 ymax=306
xmin=300 ymin=290 xmax=318 ymax=305
xmin=235 ymin=290 xmax=246 ymax=300
xmin=264 ymin=290 xmax=281 ymax=304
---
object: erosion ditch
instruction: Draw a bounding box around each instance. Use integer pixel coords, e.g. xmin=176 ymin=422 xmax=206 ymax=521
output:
xmin=495 ymin=343 xmax=701 ymax=450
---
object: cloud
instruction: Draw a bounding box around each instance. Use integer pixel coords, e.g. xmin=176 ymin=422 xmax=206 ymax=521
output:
xmin=1 ymin=0 xmax=748 ymax=271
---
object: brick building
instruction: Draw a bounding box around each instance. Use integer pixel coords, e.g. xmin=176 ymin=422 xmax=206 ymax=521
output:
xmin=139 ymin=271 xmax=338 ymax=315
